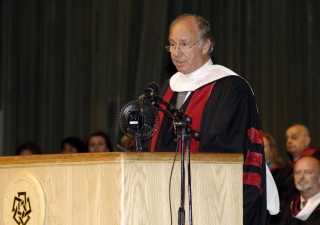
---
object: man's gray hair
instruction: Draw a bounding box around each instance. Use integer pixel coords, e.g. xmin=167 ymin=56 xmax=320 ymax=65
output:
xmin=169 ymin=14 xmax=215 ymax=56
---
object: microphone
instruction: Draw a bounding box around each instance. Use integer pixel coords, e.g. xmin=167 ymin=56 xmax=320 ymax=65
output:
xmin=139 ymin=82 xmax=159 ymax=103
xmin=144 ymin=82 xmax=159 ymax=96
xmin=139 ymin=82 xmax=201 ymax=141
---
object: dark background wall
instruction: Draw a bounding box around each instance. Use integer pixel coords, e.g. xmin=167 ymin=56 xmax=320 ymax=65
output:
xmin=1 ymin=0 xmax=320 ymax=160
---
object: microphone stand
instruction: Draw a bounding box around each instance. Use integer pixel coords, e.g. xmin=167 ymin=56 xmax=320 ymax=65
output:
xmin=186 ymin=132 xmax=193 ymax=225
xmin=135 ymin=126 xmax=143 ymax=151
xmin=146 ymin=94 xmax=195 ymax=225
xmin=175 ymin=118 xmax=193 ymax=225
xmin=177 ymin=119 xmax=186 ymax=225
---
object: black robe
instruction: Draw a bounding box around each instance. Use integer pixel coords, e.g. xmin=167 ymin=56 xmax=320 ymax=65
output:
xmin=146 ymin=76 xmax=267 ymax=225
xmin=269 ymin=148 xmax=320 ymax=224
xmin=276 ymin=148 xmax=320 ymax=208
xmin=277 ymin=196 xmax=320 ymax=225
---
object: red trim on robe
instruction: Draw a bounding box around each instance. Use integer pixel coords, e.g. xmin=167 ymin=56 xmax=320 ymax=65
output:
xmin=269 ymin=164 xmax=281 ymax=172
xmin=150 ymin=83 xmax=216 ymax=152
xmin=243 ymin=172 xmax=262 ymax=194
xmin=244 ymin=151 xmax=262 ymax=169
xmin=291 ymin=195 xmax=301 ymax=216
xmin=150 ymin=87 xmax=174 ymax=152
xmin=315 ymin=208 xmax=320 ymax=212
xmin=247 ymin=127 xmax=263 ymax=145
xmin=288 ymin=147 xmax=318 ymax=168
xmin=300 ymin=147 xmax=318 ymax=158
xmin=185 ymin=83 xmax=215 ymax=152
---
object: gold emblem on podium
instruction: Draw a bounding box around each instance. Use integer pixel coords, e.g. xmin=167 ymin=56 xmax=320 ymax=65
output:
xmin=3 ymin=172 xmax=45 ymax=225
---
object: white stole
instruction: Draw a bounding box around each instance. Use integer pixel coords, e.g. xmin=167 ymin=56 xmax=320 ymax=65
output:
xmin=293 ymin=192 xmax=320 ymax=221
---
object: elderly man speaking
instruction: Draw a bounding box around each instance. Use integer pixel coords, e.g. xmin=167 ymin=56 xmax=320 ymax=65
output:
xmin=145 ymin=14 xmax=276 ymax=225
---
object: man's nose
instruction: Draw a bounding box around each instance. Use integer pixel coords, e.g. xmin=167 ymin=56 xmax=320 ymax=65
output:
xmin=172 ymin=47 xmax=182 ymax=56
xmin=299 ymin=173 xmax=305 ymax=180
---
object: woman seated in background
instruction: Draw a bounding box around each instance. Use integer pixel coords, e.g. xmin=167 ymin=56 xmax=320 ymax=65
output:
xmin=263 ymin=133 xmax=283 ymax=177
xmin=60 ymin=136 xmax=87 ymax=154
xmin=87 ymin=131 xmax=113 ymax=152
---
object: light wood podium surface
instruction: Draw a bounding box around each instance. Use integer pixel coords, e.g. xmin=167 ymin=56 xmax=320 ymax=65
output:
xmin=0 ymin=152 xmax=243 ymax=225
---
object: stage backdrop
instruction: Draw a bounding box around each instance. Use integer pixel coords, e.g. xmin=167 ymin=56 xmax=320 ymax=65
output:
xmin=1 ymin=0 xmax=320 ymax=160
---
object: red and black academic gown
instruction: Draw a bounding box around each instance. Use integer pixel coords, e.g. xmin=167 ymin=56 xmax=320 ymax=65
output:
xmin=278 ymin=195 xmax=320 ymax=225
xmin=148 ymin=75 xmax=267 ymax=225
xmin=275 ymin=148 xmax=320 ymax=210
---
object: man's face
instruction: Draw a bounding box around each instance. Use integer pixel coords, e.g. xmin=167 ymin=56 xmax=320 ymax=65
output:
xmin=169 ymin=17 xmax=209 ymax=74
xmin=285 ymin=126 xmax=309 ymax=158
xmin=294 ymin=157 xmax=320 ymax=192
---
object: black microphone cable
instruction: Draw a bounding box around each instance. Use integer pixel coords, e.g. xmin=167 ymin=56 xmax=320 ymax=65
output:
xmin=168 ymin=143 xmax=179 ymax=225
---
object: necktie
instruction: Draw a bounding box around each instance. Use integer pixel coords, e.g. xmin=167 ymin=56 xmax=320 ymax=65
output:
xmin=302 ymin=200 xmax=307 ymax=208
xmin=176 ymin=92 xmax=188 ymax=109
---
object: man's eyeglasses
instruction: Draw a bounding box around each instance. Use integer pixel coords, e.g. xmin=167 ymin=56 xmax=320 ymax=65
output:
xmin=165 ymin=40 xmax=200 ymax=52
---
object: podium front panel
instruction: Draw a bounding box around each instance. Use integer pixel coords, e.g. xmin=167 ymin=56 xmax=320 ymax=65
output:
xmin=0 ymin=152 xmax=243 ymax=225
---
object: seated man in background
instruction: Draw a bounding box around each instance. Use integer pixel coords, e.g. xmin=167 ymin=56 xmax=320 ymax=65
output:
xmin=278 ymin=156 xmax=320 ymax=224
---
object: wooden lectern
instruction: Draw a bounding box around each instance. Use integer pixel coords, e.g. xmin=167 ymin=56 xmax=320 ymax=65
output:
xmin=0 ymin=152 xmax=243 ymax=225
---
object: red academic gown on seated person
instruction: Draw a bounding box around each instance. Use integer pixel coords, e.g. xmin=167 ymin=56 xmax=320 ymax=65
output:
xmin=147 ymin=75 xmax=267 ymax=225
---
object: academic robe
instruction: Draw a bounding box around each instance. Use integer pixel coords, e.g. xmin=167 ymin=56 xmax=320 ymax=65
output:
xmin=147 ymin=75 xmax=267 ymax=225
xmin=269 ymin=148 xmax=320 ymax=224
xmin=275 ymin=148 xmax=320 ymax=210
xmin=278 ymin=195 xmax=320 ymax=225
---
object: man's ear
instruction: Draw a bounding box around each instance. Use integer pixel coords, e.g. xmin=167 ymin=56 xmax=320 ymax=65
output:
xmin=202 ymin=39 xmax=211 ymax=54
xmin=304 ymin=136 xmax=311 ymax=147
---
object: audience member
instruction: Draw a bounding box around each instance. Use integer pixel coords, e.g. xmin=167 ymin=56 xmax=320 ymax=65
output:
xmin=16 ymin=142 xmax=42 ymax=155
xmin=120 ymin=135 xmax=136 ymax=151
xmin=87 ymin=131 xmax=113 ymax=152
xmin=271 ymin=124 xmax=320 ymax=223
xmin=277 ymin=156 xmax=320 ymax=224
xmin=263 ymin=133 xmax=283 ymax=177
xmin=60 ymin=136 xmax=87 ymax=153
